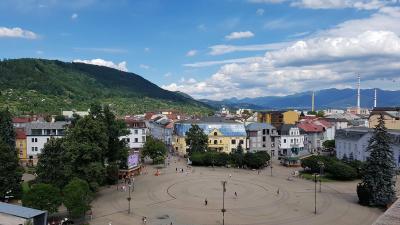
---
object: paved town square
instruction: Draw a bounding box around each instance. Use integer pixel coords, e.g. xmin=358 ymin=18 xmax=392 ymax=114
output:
xmin=90 ymin=157 xmax=384 ymax=225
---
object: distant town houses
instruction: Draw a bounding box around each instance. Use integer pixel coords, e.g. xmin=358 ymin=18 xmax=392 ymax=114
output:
xmin=335 ymin=127 xmax=400 ymax=168
xmin=369 ymin=107 xmax=400 ymax=130
xmin=120 ymin=118 xmax=148 ymax=151
xmin=277 ymin=124 xmax=306 ymax=158
xmin=173 ymin=117 xmax=247 ymax=155
xmin=298 ymin=117 xmax=335 ymax=153
xmin=255 ymin=110 xmax=299 ymax=128
xmin=245 ymin=122 xmax=279 ymax=157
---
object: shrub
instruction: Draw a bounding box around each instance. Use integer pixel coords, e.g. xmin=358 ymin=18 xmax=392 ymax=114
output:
xmin=190 ymin=153 xmax=204 ymax=166
xmin=244 ymin=152 xmax=267 ymax=169
xmin=326 ymin=161 xmax=357 ymax=180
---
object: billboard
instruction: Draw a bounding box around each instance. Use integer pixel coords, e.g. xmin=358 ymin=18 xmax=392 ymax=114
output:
xmin=127 ymin=152 xmax=139 ymax=169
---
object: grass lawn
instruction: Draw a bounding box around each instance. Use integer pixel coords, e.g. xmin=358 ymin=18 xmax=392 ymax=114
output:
xmin=22 ymin=181 xmax=30 ymax=194
xmin=300 ymin=171 xmax=335 ymax=182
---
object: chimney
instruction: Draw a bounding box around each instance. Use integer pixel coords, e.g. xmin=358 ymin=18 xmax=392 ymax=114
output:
xmin=357 ymin=75 xmax=361 ymax=114
xmin=374 ymin=88 xmax=377 ymax=108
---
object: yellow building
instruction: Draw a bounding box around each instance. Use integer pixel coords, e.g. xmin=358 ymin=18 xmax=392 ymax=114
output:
xmin=15 ymin=129 xmax=28 ymax=163
xmin=173 ymin=118 xmax=247 ymax=155
xmin=256 ymin=110 xmax=299 ymax=128
xmin=369 ymin=107 xmax=400 ymax=130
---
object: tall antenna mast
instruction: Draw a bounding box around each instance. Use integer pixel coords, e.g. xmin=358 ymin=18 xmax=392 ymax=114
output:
xmin=357 ymin=74 xmax=361 ymax=114
xmin=311 ymin=91 xmax=315 ymax=112
xmin=374 ymin=88 xmax=377 ymax=108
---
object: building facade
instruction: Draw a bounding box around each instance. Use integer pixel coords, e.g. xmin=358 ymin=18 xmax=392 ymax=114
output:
xmin=173 ymin=118 xmax=247 ymax=155
xmin=369 ymin=107 xmax=400 ymax=130
xmin=147 ymin=116 xmax=174 ymax=146
xmin=120 ymin=119 xmax=148 ymax=150
xmin=278 ymin=125 xmax=306 ymax=157
xmin=25 ymin=121 xmax=67 ymax=163
xmin=246 ymin=123 xmax=279 ymax=156
xmin=335 ymin=127 xmax=400 ymax=168
xmin=15 ymin=128 xmax=27 ymax=163
xmin=256 ymin=110 xmax=299 ymax=128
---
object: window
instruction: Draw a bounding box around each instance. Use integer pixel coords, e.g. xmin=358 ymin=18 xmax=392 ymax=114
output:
xmin=262 ymin=136 xmax=266 ymax=142
xmin=220 ymin=140 xmax=222 ymax=144
xmin=291 ymin=139 xmax=293 ymax=143
xmin=214 ymin=132 xmax=218 ymax=136
xmin=239 ymin=140 xmax=244 ymax=145
xmin=284 ymin=139 xmax=286 ymax=143
xmin=266 ymin=129 xmax=270 ymax=135
xmin=214 ymin=140 xmax=218 ymax=145
xmin=47 ymin=138 xmax=49 ymax=142
xmin=262 ymin=144 xmax=266 ymax=148
xmin=31 ymin=138 xmax=35 ymax=142
xmin=35 ymin=147 xmax=38 ymax=151
xmin=142 ymin=136 xmax=145 ymax=142
xmin=262 ymin=129 xmax=266 ymax=135
xmin=125 ymin=138 xmax=130 ymax=143
xmin=134 ymin=130 xmax=138 ymax=135
xmin=134 ymin=138 xmax=138 ymax=143
xmin=142 ymin=129 xmax=145 ymax=134
xmin=32 ymin=147 xmax=34 ymax=152
xmin=231 ymin=139 xmax=236 ymax=144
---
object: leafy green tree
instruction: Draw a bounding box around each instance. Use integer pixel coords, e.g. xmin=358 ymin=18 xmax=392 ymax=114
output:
xmin=63 ymin=115 xmax=108 ymax=189
xmin=54 ymin=115 xmax=66 ymax=121
xmin=36 ymin=138 xmax=69 ymax=188
xmin=0 ymin=139 xmax=22 ymax=199
xmin=22 ymin=183 xmax=62 ymax=214
xmin=0 ymin=108 xmax=16 ymax=147
xmin=63 ymin=178 xmax=92 ymax=218
xmin=359 ymin=114 xmax=396 ymax=206
xmin=142 ymin=136 xmax=167 ymax=164
xmin=322 ymin=140 xmax=335 ymax=149
xmin=185 ymin=124 xmax=208 ymax=155
xmin=244 ymin=152 xmax=265 ymax=169
xmin=317 ymin=110 xmax=325 ymax=117
xmin=230 ymin=143 xmax=245 ymax=167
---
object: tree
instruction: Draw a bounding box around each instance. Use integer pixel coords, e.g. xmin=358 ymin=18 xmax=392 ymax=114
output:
xmin=317 ymin=110 xmax=325 ymax=117
xmin=63 ymin=178 xmax=92 ymax=218
xmin=230 ymin=143 xmax=245 ymax=167
xmin=358 ymin=114 xmax=396 ymax=206
xmin=185 ymin=124 xmax=208 ymax=155
xmin=22 ymin=183 xmax=62 ymax=214
xmin=142 ymin=136 xmax=167 ymax=164
xmin=322 ymin=140 xmax=335 ymax=149
xmin=36 ymin=138 xmax=69 ymax=188
xmin=0 ymin=139 xmax=23 ymax=200
xmin=0 ymin=108 xmax=16 ymax=147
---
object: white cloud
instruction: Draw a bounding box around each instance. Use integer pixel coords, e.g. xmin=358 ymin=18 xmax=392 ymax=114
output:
xmin=186 ymin=50 xmax=198 ymax=57
xmin=0 ymin=27 xmax=38 ymax=39
xmin=163 ymin=7 xmax=400 ymax=100
xmin=256 ymin=8 xmax=265 ymax=15
xmin=71 ymin=13 xmax=78 ymax=19
xmin=225 ymin=31 xmax=255 ymax=40
xmin=36 ymin=50 xmax=43 ymax=55
xmin=73 ymin=59 xmax=128 ymax=72
xmin=249 ymin=0 xmax=397 ymax=10
xmin=208 ymin=42 xmax=291 ymax=55
xmin=164 ymin=72 xmax=172 ymax=77
xmin=139 ymin=64 xmax=150 ymax=69
xmin=144 ymin=47 xmax=150 ymax=52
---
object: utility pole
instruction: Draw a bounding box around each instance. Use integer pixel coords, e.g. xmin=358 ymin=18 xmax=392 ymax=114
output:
xmin=221 ymin=181 xmax=227 ymax=225
xmin=128 ymin=184 xmax=132 ymax=214
xmin=314 ymin=173 xmax=317 ymax=214
xmin=318 ymin=161 xmax=324 ymax=193
xmin=270 ymin=161 xmax=273 ymax=177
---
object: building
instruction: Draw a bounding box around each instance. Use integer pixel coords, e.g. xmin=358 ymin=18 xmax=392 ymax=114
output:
xmin=62 ymin=110 xmax=89 ymax=119
xmin=323 ymin=109 xmax=345 ymax=116
xmin=15 ymin=128 xmax=27 ymax=164
xmin=324 ymin=117 xmax=348 ymax=130
xmin=26 ymin=121 xmax=68 ymax=163
xmin=256 ymin=110 xmax=299 ymax=128
xmin=147 ymin=115 xmax=174 ymax=147
xmin=335 ymin=127 xmax=400 ymax=168
xmin=12 ymin=117 xmax=33 ymax=128
xmin=173 ymin=117 xmax=247 ymax=155
xmin=0 ymin=202 xmax=47 ymax=225
xmin=245 ymin=123 xmax=279 ymax=157
xmin=120 ymin=119 xmax=148 ymax=151
xmin=347 ymin=107 xmax=370 ymax=116
xmin=278 ymin=124 xmax=306 ymax=157
xmin=369 ymin=107 xmax=400 ymax=130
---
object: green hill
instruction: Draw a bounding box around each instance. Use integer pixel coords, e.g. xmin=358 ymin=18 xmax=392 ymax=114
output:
xmin=0 ymin=58 xmax=211 ymax=115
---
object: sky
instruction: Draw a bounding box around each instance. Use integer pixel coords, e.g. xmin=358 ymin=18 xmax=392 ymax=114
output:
xmin=1 ymin=0 xmax=400 ymax=100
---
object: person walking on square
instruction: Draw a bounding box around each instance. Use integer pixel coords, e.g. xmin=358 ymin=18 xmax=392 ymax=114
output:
xmin=277 ymin=188 xmax=280 ymax=195
xmin=229 ymin=173 xmax=232 ymax=179
xmin=204 ymin=198 xmax=208 ymax=206
xmin=234 ymin=191 xmax=237 ymax=199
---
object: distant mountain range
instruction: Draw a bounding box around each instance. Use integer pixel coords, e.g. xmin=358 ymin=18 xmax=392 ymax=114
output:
xmin=199 ymin=88 xmax=400 ymax=110
xmin=0 ymin=59 xmax=211 ymax=115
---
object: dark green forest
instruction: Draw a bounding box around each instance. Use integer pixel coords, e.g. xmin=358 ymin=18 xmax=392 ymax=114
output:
xmin=0 ymin=58 xmax=212 ymax=115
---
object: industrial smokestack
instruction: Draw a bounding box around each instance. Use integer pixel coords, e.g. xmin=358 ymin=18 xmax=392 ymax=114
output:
xmin=374 ymin=88 xmax=377 ymax=108
xmin=357 ymin=75 xmax=361 ymax=114
xmin=312 ymin=91 xmax=315 ymax=112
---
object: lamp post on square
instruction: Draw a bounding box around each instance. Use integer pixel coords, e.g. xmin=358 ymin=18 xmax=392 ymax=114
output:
xmin=221 ymin=180 xmax=227 ymax=225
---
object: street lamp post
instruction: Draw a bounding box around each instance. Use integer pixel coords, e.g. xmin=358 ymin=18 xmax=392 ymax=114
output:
xmin=270 ymin=161 xmax=273 ymax=177
xmin=221 ymin=181 xmax=227 ymax=225
xmin=318 ymin=161 xmax=324 ymax=193
xmin=314 ymin=173 xmax=318 ymax=214
xmin=127 ymin=184 xmax=132 ymax=214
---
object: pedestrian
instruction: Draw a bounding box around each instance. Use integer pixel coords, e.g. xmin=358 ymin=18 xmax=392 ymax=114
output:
xmin=234 ymin=191 xmax=237 ymax=197
xmin=176 ymin=167 xmax=177 ymax=172
xmin=277 ymin=188 xmax=280 ymax=195
xmin=229 ymin=173 xmax=232 ymax=178
xmin=205 ymin=198 xmax=208 ymax=206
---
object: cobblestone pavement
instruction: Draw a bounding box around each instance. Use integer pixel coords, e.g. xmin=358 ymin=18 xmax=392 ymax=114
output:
xmin=89 ymin=156 xmax=387 ymax=225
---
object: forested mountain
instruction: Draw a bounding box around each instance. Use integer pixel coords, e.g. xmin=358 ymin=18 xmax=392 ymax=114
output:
xmin=200 ymin=88 xmax=400 ymax=110
xmin=0 ymin=59 xmax=211 ymax=115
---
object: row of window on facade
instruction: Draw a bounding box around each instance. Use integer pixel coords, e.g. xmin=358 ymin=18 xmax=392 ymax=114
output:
xmin=31 ymin=129 xmax=65 ymax=136
xmin=282 ymin=138 xmax=303 ymax=144
xmin=122 ymin=136 xmax=146 ymax=143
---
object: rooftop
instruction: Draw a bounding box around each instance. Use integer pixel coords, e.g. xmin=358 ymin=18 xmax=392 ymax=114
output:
xmin=246 ymin=122 xmax=276 ymax=131
xmin=25 ymin=121 xmax=68 ymax=130
xmin=0 ymin=202 xmax=46 ymax=219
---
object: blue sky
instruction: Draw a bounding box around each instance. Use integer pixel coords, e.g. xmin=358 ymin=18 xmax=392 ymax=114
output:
xmin=1 ymin=0 xmax=400 ymax=100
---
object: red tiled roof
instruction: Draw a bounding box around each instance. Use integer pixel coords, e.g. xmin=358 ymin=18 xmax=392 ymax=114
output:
xmin=144 ymin=112 xmax=155 ymax=120
xmin=15 ymin=128 xmax=26 ymax=139
xmin=298 ymin=123 xmax=324 ymax=133
xmin=12 ymin=117 xmax=32 ymax=123
xmin=165 ymin=122 xmax=174 ymax=129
